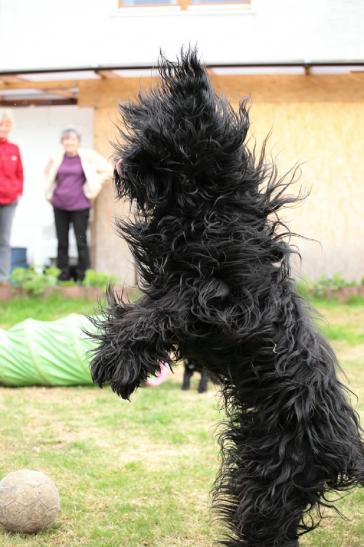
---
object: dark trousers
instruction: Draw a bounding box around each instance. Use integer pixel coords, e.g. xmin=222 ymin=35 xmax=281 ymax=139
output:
xmin=0 ymin=201 xmax=17 ymax=282
xmin=53 ymin=207 xmax=90 ymax=281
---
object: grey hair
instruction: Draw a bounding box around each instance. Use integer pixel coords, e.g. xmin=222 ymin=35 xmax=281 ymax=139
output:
xmin=60 ymin=128 xmax=81 ymax=142
xmin=0 ymin=108 xmax=15 ymax=125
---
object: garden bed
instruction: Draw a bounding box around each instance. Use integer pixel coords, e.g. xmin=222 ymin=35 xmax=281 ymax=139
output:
xmin=323 ymin=285 xmax=364 ymax=302
xmin=0 ymin=267 xmax=129 ymax=301
xmin=0 ymin=285 xmax=127 ymax=301
xmin=297 ymin=273 xmax=364 ymax=303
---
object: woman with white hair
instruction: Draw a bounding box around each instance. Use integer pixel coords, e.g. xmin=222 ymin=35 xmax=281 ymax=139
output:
xmin=0 ymin=109 xmax=24 ymax=285
xmin=45 ymin=128 xmax=112 ymax=282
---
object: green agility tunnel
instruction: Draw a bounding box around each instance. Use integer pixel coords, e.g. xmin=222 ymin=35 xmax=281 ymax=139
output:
xmin=0 ymin=315 xmax=96 ymax=387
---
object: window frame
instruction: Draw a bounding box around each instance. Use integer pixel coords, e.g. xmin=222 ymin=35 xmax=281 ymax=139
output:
xmin=118 ymin=0 xmax=251 ymax=10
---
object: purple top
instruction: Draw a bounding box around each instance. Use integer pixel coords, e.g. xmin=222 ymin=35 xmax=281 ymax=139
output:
xmin=52 ymin=154 xmax=91 ymax=211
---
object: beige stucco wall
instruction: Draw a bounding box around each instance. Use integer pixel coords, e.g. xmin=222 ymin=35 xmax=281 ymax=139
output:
xmin=80 ymin=73 xmax=364 ymax=284
xmin=79 ymin=80 xmax=141 ymax=286
xmin=215 ymin=74 xmax=364 ymax=281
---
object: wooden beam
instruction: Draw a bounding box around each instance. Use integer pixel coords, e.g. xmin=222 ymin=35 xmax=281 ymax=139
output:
xmin=95 ymin=70 xmax=120 ymax=79
xmin=0 ymin=75 xmax=29 ymax=84
xmin=0 ymin=79 xmax=78 ymax=91
xmin=41 ymin=88 xmax=78 ymax=98
xmin=0 ymin=60 xmax=362 ymax=78
xmin=304 ymin=65 xmax=311 ymax=76
xmin=179 ymin=0 xmax=191 ymax=10
xmin=0 ymin=98 xmax=77 ymax=107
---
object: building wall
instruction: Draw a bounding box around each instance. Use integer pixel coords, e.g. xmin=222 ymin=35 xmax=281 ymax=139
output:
xmin=0 ymin=0 xmax=363 ymax=70
xmin=78 ymin=80 xmax=144 ymax=286
xmin=212 ymin=73 xmax=364 ymax=280
xmin=80 ymin=72 xmax=364 ymax=283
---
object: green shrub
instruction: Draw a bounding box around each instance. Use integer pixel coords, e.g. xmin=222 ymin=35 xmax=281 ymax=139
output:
xmin=83 ymin=269 xmax=118 ymax=289
xmin=298 ymin=273 xmax=359 ymax=298
xmin=58 ymin=280 xmax=77 ymax=287
xmin=296 ymin=277 xmax=314 ymax=299
xmin=312 ymin=273 xmax=357 ymax=297
xmin=10 ymin=268 xmax=119 ymax=295
xmin=10 ymin=267 xmax=60 ymax=296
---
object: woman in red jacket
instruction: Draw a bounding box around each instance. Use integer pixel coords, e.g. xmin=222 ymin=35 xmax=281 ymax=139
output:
xmin=0 ymin=109 xmax=24 ymax=285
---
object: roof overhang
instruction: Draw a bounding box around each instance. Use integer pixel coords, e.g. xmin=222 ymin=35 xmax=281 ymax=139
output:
xmin=1 ymin=61 xmax=363 ymax=107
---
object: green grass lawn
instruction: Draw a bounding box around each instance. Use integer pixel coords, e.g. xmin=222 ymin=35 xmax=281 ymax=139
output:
xmin=0 ymin=296 xmax=363 ymax=546
xmin=0 ymin=294 xmax=98 ymax=329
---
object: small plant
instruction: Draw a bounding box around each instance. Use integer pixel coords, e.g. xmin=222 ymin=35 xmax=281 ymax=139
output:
xmin=310 ymin=273 xmax=357 ymax=297
xmin=296 ymin=277 xmax=314 ymax=299
xmin=83 ymin=269 xmax=118 ymax=289
xmin=10 ymin=267 xmax=60 ymax=296
xmin=44 ymin=267 xmax=61 ymax=286
xmin=10 ymin=267 xmax=31 ymax=288
xmin=300 ymin=272 xmax=363 ymax=299
xmin=58 ymin=280 xmax=77 ymax=287
xmin=9 ymin=268 xmax=119 ymax=297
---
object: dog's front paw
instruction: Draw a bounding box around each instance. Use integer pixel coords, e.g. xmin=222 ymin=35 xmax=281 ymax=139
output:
xmin=91 ymin=349 xmax=143 ymax=400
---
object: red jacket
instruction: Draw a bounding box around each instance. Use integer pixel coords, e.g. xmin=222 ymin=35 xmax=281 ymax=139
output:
xmin=0 ymin=138 xmax=24 ymax=205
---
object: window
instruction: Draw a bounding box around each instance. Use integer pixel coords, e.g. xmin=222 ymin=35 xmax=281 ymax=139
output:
xmin=119 ymin=0 xmax=250 ymax=8
xmin=191 ymin=0 xmax=250 ymax=4
xmin=120 ymin=0 xmax=177 ymax=5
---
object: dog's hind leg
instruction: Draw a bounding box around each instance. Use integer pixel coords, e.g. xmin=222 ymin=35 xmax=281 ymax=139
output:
xmin=216 ymin=394 xmax=309 ymax=546
xmin=215 ymin=329 xmax=364 ymax=546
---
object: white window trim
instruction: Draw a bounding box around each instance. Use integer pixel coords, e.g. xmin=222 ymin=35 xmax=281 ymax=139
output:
xmin=111 ymin=0 xmax=254 ymax=18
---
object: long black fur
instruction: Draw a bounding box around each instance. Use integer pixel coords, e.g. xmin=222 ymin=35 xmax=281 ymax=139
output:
xmin=90 ymin=49 xmax=364 ymax=546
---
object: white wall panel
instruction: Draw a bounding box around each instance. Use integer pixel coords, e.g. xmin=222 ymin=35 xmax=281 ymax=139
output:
xmin=0 ymin=0 xmax=363 ymax=71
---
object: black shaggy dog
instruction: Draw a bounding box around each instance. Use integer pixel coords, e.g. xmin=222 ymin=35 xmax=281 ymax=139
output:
xmin=91 ymin=50 xmax=364 ymax=546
